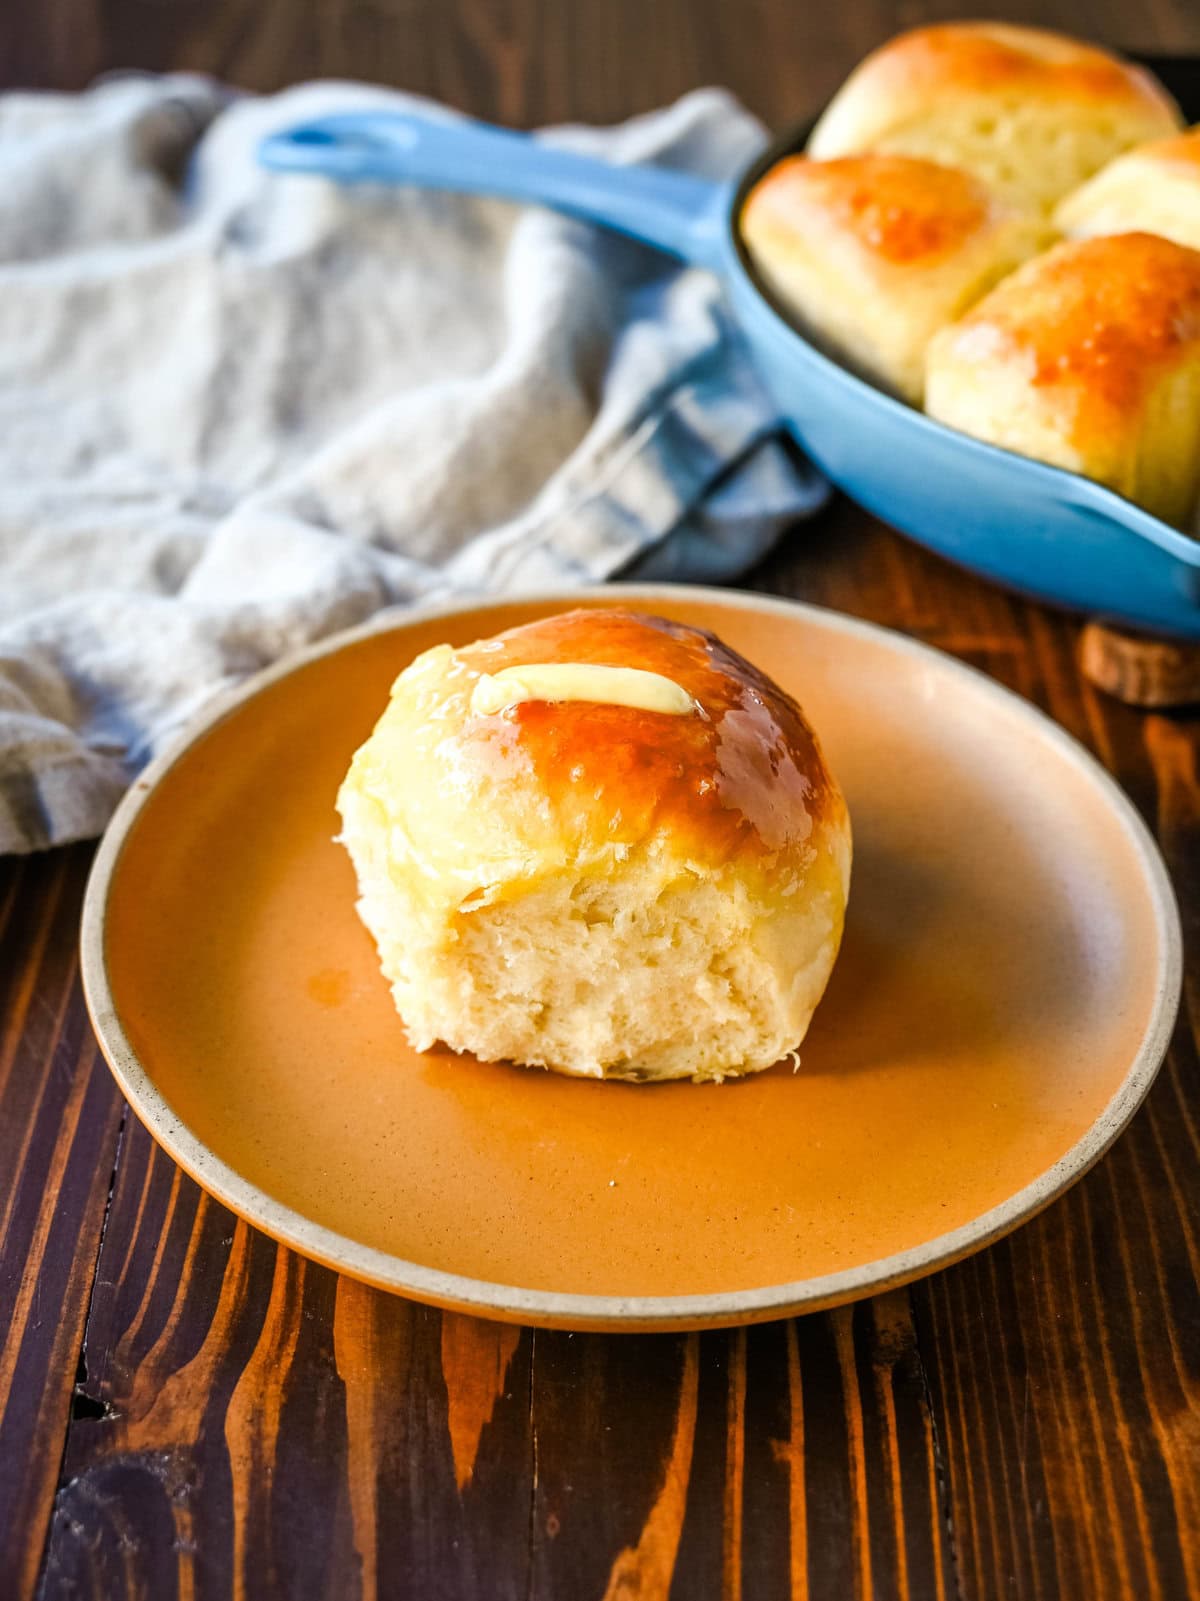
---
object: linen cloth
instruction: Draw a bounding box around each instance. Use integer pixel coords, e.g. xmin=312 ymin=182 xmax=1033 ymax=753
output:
xmin=0 ymin=75 xmax=828 ymax=853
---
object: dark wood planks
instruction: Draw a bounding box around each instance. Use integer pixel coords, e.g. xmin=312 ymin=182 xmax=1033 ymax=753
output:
xmin=38 ymin=1119 xmax=537 ymax=1600
xmin=758 ymin=520 xmax=1200 ymax=1601
xmin=911 ymin=702 xmax=1200 ymax=1601
xmin=30 ymin=1137 xmax=956 ymax=1601
xmin=0 ymin=847 xmax=125 ymax=1600
xmin=3 ymin=0 xmax=1200 ymax=1597
xmin=528 ymin=1298 xmax=954 ymax=1600
xmin=4 ymin=0 xmax=1200 ymax=120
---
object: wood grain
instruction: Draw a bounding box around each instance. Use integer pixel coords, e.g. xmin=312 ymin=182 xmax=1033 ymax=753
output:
xmin=1080 ymin=623 xmax=1200 ymax=708
xmin=0 ymin=847 xmax=125 ymax=1601
xmin=756 ymin=518 xmax=1200 ymax=1601
xmin=3 ymin=2 xmax=1200 ymax=1598
xmin=13 ymin=523 xmax=1196 ymax=1601
xmin=4 ymin=0 xmax=1200 ymax=121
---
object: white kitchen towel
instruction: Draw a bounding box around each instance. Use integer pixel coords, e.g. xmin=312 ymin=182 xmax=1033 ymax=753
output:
xmin=0 ymin=75 xmax=828 ymax=854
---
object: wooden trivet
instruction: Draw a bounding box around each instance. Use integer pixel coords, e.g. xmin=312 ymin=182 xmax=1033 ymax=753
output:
xmin=1080 ymin=621 xmax=1200 ymax=708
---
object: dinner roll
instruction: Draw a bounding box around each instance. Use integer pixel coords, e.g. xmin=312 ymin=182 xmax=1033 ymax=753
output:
xmin=337 ymin=608 xmax=851 ymax=1083
xmin=808 ymin=23 xmax=1182 ymax=212
xmin=924 ymin=233 xmax=1200 ymax=526
xmin=1055 ymin=126 xmax=1200 ymax=249
xmin=741 ymin=153 xmax=1049 ymax=402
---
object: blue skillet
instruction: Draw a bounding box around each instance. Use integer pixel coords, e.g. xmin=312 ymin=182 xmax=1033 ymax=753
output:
xmin=259 ymin=64 xmax=1200 ymax=639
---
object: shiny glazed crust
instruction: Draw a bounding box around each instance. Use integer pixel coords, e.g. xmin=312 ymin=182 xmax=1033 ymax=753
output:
xmin=337 ymin=608 xmax=852 ymax=1079
xmin=925 ymin=232 xmax=1200 ymax=525
xmin=810 ymin=22 xmax=1180 ymax=142
xmin=807 ymin=22 xmax=1182 ymax=210
xmin=741 ymin=153 xmax=1050 ymax=401
xmin=341 ymin=607 xmax=847 ymax=911
xmin=814 ymin=22 xmax=1178 ymax=119
xmin=746 ymin=154 xmax=994 ymax=266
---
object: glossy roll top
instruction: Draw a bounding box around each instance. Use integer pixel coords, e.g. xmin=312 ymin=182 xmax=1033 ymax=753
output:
xmin=746 ymin=153 xmax=998 ymax=265
xmin=342 ymin=607 xmax=845 ymax=916
xmin=925 ymin=232 xmax=1200 ymax=526
xmin=741 ymin=152 xmax=1049 ymax=401
xmin=807 ymin=23 xmax=1182 ymax=211
xmin=338 ymin=608 xmax=851 ymax=1080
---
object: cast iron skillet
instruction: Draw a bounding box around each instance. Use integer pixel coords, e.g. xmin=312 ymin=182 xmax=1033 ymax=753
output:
xmin=258 ymin=56 xmax=1200 ymax=637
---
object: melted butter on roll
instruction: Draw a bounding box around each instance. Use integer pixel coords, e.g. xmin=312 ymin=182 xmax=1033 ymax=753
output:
xmin=471 ymin=662 xmax=698 ymax=718
xmin=337 ymin=608 xmax=851 ymax=1084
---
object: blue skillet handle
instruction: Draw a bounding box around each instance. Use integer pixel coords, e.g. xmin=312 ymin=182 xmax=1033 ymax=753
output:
xmin=258 ymin=112 xmax=731 ymax=270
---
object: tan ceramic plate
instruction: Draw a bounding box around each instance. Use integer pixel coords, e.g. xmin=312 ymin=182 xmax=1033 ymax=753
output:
xmin=82 ymin=587 xmax=1181 ymax=1331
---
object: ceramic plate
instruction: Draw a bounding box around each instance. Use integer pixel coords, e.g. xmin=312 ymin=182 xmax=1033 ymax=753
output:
xmin=82 ymin=587 xmax=1182 ymax=1330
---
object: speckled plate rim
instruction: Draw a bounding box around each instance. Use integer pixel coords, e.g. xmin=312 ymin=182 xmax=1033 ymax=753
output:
xmin=80 ymin=585 xmax=1184 ymax=1331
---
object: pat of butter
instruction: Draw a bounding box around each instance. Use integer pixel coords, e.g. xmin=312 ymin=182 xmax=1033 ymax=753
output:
xmin=471 ymin=662 xmax=697 ymax=717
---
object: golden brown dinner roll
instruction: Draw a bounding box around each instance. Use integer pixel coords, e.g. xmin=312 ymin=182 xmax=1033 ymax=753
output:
xmin=337 ymin=608 xmax=851 ymax=1082
xmin=741 ymin=153 xmax=1049 ymax=402
xmin=924 ymin=232 xmax=1200 ymax=526
xmin=808 ymin=23 xmax=1182 ymax=212
xmin=1055 ymin=126 xmax=1200 ymax=249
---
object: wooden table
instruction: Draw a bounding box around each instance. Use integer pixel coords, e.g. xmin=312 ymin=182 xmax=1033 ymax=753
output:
xmin=4 ymin=3 xmax=1200 ymax=1597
